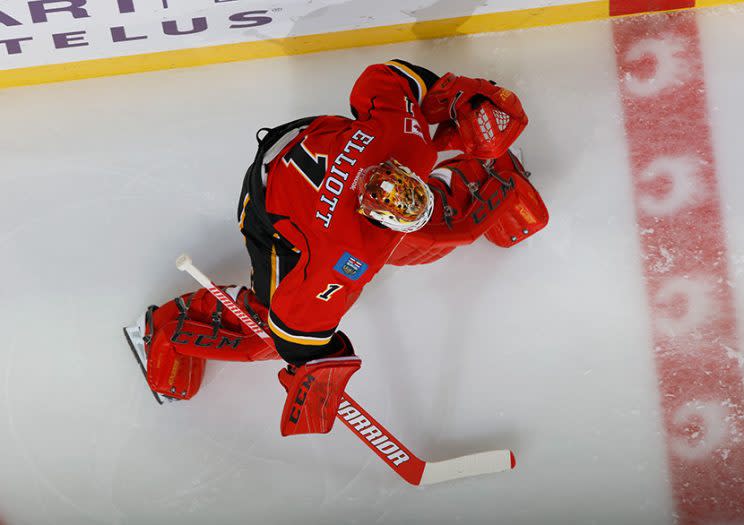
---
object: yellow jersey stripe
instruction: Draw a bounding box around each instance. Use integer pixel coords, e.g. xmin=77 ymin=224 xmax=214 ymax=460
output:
xmin=385 ymin=60 xmax=428 ymax=104
xmin=268 ymin=315 xmax=333 ymax=346
xmin=238 ymin=193 xmax=250 ymax=231
xmin=269 ymin=244 xmax=278 ymax=301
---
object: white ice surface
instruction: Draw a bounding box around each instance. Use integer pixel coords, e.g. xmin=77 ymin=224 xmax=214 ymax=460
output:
xmin=1 ymin=6 xmax=744 ymax=525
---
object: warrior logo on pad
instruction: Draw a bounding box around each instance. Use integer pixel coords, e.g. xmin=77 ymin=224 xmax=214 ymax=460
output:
xmin=333 ymin=252 xmax=368 ymax=281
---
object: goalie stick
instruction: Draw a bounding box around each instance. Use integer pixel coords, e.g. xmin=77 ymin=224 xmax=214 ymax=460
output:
xmin=175 ymin=253 xmax=515 ymax=485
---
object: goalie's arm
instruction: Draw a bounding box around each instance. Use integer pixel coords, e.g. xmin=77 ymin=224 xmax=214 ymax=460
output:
xmin=349 ymin=59 xmax=440 ymax=120
xmin=348 ymin=60 xmax=441 ymax=179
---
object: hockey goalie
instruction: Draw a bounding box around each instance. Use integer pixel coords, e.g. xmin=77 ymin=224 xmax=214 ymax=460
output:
xmin=124 ymin=60 xmax=548 ymax=437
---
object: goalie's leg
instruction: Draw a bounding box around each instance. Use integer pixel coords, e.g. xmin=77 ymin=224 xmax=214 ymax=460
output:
xmin=123 ymin=286 xmax=280 ymax=404
xmin=124 ymin=296 xmax=207 ymax=404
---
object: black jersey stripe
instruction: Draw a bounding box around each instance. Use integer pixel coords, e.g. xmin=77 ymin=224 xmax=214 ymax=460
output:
xmin=385 ymin=59 xmax=439 ymax=105
xmin=386 ymin=61 xmax=425 ymax=104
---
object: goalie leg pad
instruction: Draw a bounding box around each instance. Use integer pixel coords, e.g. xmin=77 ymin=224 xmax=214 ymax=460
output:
xmin=134 ymin=286 xmax=281 ymax=402
xmin=388 ymin=151 xmax=548 ymax=266
xmin=482 ymin=152 xmax=549 ymax=247
xmin=123 ymin=306 xmax=178 ymax=404
xmin=158 ymin=287 xmax=279 ymax=362
xmin=147 ymin=318 xmax=206 ymax=401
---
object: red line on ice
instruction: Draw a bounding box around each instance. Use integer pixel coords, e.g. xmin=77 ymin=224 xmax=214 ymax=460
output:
xmin=609 ymin=0 xmax=694 ymax=16
xmin=613 ymin=11 xmax=744 ymax=524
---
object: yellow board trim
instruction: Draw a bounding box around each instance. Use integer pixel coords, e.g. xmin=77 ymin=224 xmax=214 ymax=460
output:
xmin=695 ymin=0 xmax=743 ymax=5
xmin=1 ymin=0 xmax=742 ymax=89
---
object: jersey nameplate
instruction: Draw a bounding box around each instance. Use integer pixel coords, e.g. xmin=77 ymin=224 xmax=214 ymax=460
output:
xmin=333 ymin=252 xmax=368 ymax=281
xmin=315 ymin=129 xmax=375 ymax=229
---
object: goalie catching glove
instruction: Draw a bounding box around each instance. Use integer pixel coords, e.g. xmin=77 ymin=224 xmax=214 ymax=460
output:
xmin=422 ymin=73 xmax=528 ymax=159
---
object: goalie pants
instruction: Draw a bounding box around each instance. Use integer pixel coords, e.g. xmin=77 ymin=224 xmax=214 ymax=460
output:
xmin=236 ymin=116 xmax=319 ymax=308
xmin=144 ymin=117 xmax=319 ymax=400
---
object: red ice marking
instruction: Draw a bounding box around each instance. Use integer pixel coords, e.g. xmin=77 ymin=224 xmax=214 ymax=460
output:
xmin=614 ymin=11 xmax=744 ymax=523
xmin=610 ymin=0 xmax=694 ymax=16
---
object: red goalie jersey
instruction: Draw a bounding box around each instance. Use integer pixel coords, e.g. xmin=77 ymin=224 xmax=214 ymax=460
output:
xmin=238 ymin=60 xmax=441 ymax=363
xmin=237 ymin=59 xmax=545 ymax=365
xmin=131 ymin=60 xmax=545 ymax=406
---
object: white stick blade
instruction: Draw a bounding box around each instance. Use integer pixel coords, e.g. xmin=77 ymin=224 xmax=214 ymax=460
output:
xmin=419 ymin=450 xmax=515 ymax=485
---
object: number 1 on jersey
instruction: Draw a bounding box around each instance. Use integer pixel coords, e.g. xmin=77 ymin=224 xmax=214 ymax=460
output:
xmin=317 ymin=283 xmax=343 ymax=301
xmin=283 ymin=138 xmax=327 ymax=190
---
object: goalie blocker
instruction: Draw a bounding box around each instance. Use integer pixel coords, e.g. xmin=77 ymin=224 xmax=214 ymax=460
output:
xmin=277 ymin=331 xmax=361 ymax=436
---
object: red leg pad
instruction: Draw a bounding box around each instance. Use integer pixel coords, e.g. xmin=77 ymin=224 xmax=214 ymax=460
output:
xmin=144 ymin=286 xmax=281 ymax=400
xmin=147 ymin=320 xmax=205 ymax=400
xmin=483 ymin=168 xmax=549 ymax=247
xmin=389 ymin=152 xmax=548 ymax=265
xmin=151 ymin=287 xmax=279 ymax=363
xmin=160 ymin=319 xmax=272 ymax=362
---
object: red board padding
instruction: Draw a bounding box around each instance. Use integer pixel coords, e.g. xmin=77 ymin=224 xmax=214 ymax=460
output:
xmin=614 ymin=11 xmax=744 ymax=524
xmin=610 ymin=0 xmax=695 ymax=16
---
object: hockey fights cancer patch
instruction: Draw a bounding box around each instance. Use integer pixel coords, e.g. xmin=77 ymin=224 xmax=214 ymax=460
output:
xmin=333 ymin=252 xmax=368 ymax=281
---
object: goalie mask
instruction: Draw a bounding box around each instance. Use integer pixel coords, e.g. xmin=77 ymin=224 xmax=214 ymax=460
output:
xmin=357 ymin=159 xmax=434 ymax=233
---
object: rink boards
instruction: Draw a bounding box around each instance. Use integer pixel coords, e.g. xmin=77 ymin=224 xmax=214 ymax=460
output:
xmin=1 ymin=0 xmax=744 ymax=88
